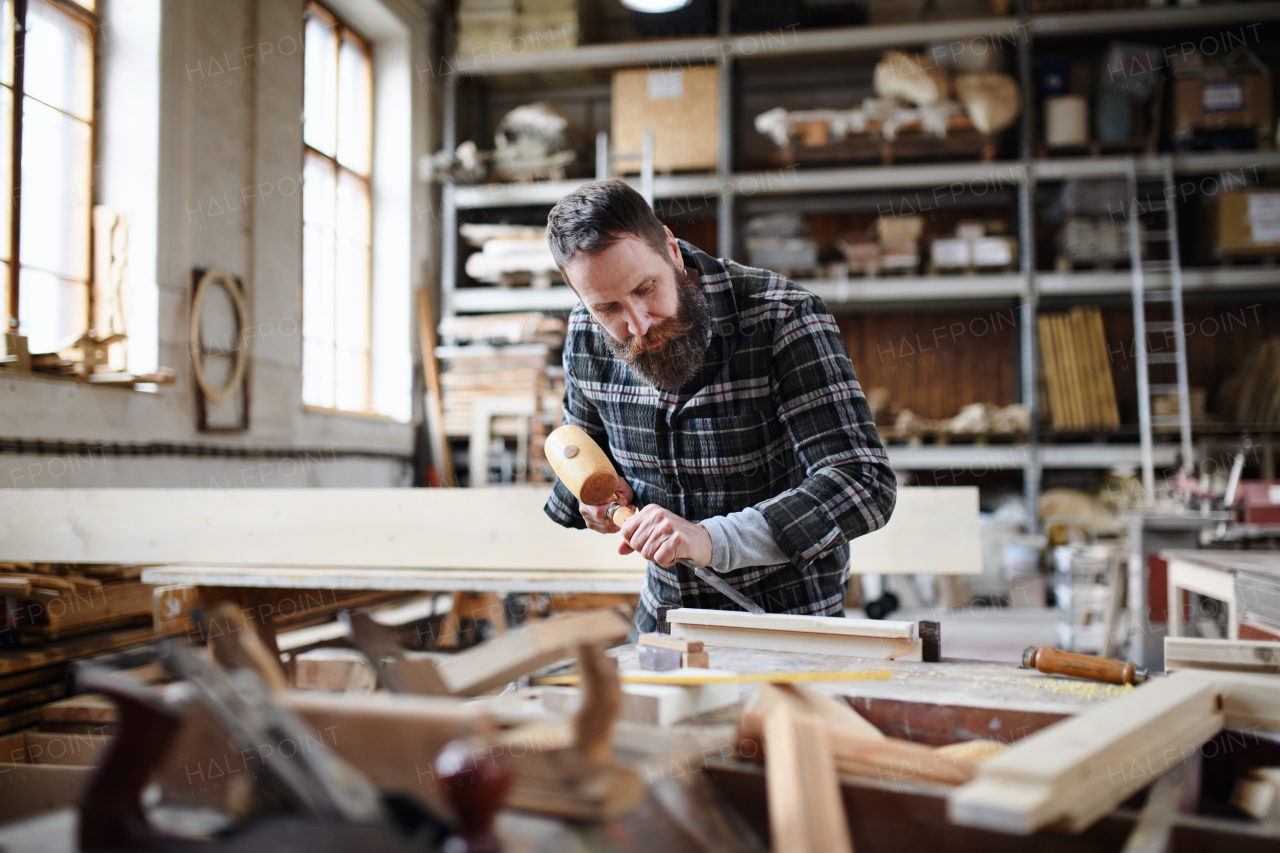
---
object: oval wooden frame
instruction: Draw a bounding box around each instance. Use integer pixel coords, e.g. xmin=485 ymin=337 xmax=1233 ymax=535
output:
xmin=189 ymin=268 xmax=249 ymax=406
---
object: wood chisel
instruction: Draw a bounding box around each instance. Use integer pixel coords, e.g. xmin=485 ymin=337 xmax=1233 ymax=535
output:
xmin=1022 ymin=646 xmax=1149 ymax=686
xmin=545 ymin=424 xmax=767 ymax=615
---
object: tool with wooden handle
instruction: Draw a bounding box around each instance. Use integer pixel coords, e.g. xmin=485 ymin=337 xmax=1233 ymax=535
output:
xmin=545 ymin=424 xmax=766 ymax=615
xmin=1022 ymin=646 xmax=1149 ymax=685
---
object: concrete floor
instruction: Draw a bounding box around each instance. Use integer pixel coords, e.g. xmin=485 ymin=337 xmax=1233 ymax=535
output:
xmin=851 ymin=605 xmax=1060 ymax=664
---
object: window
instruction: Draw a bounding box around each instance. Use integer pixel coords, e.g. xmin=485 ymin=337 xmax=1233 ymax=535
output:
xmin=302 ymin=1 xmax=373 ymax=413
xmin=3 ymin=0 xmax=96 ymax=355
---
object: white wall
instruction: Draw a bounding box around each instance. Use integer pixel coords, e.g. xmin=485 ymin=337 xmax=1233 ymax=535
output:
xmin=0 ymin=0 xmax=439 ymax=489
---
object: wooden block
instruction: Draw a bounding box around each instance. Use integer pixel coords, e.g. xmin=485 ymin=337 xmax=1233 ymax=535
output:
xmin=919 ymin=620 xmax=941 ymax=662
xmin=638 ymin=644 xmax=683 ymax=672
xmin=42 ymin=693 xmax=121 ymax=725
xmin=0 ymin=762 xmax=96 ymax=822
xmin=763 ymin=703 xmax=855 ymax=853
xmin=294 ymin=648 xmax=377 ymax=693
xmin=681 ymin=651 xmax=708 ymax=669
xmin=1232 ymin=776 xmax=1277 ymax=819
xmin=1165 ymin=637 xmax=1280 ymax=674
xmin=1173 ymin=667 xmax=1280 ymax=731
xmin=0 ymin=731 xmax=112 ymax=766
xmin=153 ymin=583 xmax=201 ymax=636
xmin=282 ymin=690 xmax=495 ymax=817
xmin=0 ymin=684 xmax=63 ymax=715
xmin=619 ymin=668 xmax=740 ymax=726
xmin=638 ymin=633 xmax=703 ymax=653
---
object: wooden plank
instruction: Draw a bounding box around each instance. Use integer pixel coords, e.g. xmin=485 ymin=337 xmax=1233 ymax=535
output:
xmin=845 ymin=485 xmax=982 ymax=576
xmin=42 ymin=694 xmax=120 ymax=725
xmin=0 ymin=684 xmax=63 ymax=715
xmin=618 ymin=668 xmax=741 ymax=726
xmin=1173 ymin=667 xmax=1280 ymax=731
xmin=1165 ymin=637 xmax=1280 ymax=674
xmin=763 ymin=702 xmax=855 ymax=853
xmin=0 ymin=488 xmax=647 ymax=572
xmin=670 ymin=622 xmax=922 ymax=660
xmin=134 ymin=566 xmax=654 ymax=594
xmin=665 ymin=608 xmax=916 ymax=640
xmin=1038 ymin=314 xmax=1066 ymax=430
xmin=0 ymin=731 xmax=112 ymax=766
xmin=0 ymin=664 xmax=67 ymax=695
xmin=417 ymin=286 xmax=456 ymax=487
xmin=0 ymin=627 xmax=153 ymax=677
xmin=0 ymin=706 xmax=45 ymax=734
xmin=948 ymin=674 xmax=1224 ymax=834
xmin=294 ymin=649 xmax=377 ymax=693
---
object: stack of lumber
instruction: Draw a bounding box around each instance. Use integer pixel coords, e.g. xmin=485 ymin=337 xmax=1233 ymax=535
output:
xmin=0 ymin=563 xmax=156 ymax=735
xmin=437 ymin=343 xmax=554 ymax=438
xmin=1220 ymin=336 xmax=1280 ymax=427
xmin=1037 ymin=306 xmax=1120 ymax=432
xmin=1 ymin=563 xmax=154 ymax=642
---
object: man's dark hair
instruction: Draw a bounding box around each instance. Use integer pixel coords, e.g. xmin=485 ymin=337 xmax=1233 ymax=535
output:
xmin=546 ymin=179 xmax=670 ymax=273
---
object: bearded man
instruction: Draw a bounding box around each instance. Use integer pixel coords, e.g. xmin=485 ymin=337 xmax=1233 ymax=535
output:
xmin=543 ymin=180 xmax=896 ymax=631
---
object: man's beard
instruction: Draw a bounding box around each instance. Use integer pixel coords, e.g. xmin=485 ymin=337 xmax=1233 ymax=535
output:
xmin=603 ymin=267 xmax=711 ymax=392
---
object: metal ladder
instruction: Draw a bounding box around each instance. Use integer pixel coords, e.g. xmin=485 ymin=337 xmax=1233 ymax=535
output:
xmin=1125 ymin=155 xmax=1194 ymax=498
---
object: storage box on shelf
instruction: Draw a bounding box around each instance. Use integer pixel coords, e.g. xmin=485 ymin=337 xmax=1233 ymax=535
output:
xmin=612 ymin=65 xmax=719 ymax=174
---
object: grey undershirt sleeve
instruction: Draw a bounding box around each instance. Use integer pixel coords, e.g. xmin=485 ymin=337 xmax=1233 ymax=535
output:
xmin=700 ymin=507 xmax=790 ymax=573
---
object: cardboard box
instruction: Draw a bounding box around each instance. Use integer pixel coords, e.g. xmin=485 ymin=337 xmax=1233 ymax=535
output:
xmin=1210 ymin=189 xmax=1280 ymax=256
xmin=1172 ymin=73 xmax=1272 ymax=143
xmin=612 ymin=65 xmax=719 ymax=173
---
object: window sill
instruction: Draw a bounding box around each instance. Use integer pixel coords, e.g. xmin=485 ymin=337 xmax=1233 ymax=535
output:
xmin=303 ymin=404 xmax=400 ymax=423
xmin=0 ymin=367 xmax=166 ymax=393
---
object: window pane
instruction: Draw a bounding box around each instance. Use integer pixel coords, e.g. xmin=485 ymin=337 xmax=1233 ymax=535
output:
xmin=17 ymin=267 xmax=87 ymax=352
xmin=336 ymin=36 xmax=370 ymax=177
xmin=20 ymin=98 xmax=91 ymax=281
xmin=302 ymin=151 xmax=336 ymax=408
xmin=334 ymin=169 xmax=370 ymax=411
xmin=0 ymin=87 xmax=11 ymax=261
xmin=24 ymin=0 xmax=94 ymax=121
xmin=303 ymin=13 xmax=337 ymax=158
xmin=0 ymin=1 xmax=14 ymax=88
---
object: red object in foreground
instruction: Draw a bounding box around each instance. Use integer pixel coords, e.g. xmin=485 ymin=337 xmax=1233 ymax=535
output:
xmin=435 ymin=737 xmax=512 ymax=853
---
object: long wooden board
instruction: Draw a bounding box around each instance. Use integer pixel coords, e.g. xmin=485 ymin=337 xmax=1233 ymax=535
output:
xmin=0 ymin=488 xmax=647 ymax=572
xmin=1164 ymin=637 xmax=1280 ymax=674
xmin=2 ymin=486 xmax=980 ymax=577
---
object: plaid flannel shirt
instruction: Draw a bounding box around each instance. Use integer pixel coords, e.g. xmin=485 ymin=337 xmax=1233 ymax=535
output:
xmin=544 ymin=240 xmax=897 ymax=631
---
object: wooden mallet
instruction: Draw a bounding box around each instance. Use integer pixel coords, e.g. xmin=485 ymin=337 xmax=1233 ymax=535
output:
xmin=544 ymin=425 xmax=764 ymax=614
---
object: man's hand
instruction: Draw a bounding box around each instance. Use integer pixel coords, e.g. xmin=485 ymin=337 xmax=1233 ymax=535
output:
xmin=579 ymin=476 xmax=633 ymax=534
xmin=618 ymin=505 xmax=713 ymax=568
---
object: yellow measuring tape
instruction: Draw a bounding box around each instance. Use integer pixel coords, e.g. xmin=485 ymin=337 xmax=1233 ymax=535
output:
xmin=534 ymin=669 xmax=895 ymax=687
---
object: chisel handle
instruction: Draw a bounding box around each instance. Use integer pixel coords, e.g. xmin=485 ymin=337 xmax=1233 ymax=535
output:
xmin=1022 ymin=646 xmax=1148 ymax=685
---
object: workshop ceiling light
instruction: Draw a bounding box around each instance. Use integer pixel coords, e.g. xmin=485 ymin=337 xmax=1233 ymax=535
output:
xmin=620 ymin=0 xmax=692 ymax=12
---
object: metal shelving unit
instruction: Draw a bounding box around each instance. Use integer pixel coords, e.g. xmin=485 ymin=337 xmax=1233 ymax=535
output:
xmin=436 ymin=2 xmax=1280 ymax=515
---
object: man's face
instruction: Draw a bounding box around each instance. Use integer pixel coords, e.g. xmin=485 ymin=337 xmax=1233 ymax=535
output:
xmin=563 ymin=229 xmax=683 ymax=344
xmin=563 ymin=229 xmax=711 ymax=391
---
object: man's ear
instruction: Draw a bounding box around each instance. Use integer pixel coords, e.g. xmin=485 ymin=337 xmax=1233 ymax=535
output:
xmin=663 ymin=226 xmax=682 ymax=269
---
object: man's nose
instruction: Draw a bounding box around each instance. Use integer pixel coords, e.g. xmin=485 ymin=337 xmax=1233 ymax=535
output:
xmin=624 ymin=305 xmax=652 ymax=339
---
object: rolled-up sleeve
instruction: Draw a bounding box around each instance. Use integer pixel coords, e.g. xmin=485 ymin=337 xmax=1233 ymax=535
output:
xmin=754 ymin=296 xmax=897 ymax=568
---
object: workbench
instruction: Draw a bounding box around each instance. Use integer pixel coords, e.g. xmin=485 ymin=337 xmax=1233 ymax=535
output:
xmin=1164 ymin=549 xmax=1280 ymax=642
xmin=1120 ymin=510 xmax=1232 ymax=670
xmin=1 ymin=642 xmax=1277 ymax=853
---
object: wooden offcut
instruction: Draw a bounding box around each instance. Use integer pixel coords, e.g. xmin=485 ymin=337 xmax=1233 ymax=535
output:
xmin=611 ymin=65 xmax=719 ymax=173
xmin=1164 ymin=637 xmax=1280 ymax=674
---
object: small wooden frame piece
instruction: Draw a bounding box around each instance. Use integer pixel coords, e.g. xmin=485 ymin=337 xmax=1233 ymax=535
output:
xmin=948 ymin=673 xmax=1227 ymax=835
xmin=294 ymin=648 xmax=377 ymax=693
xmin=1164 ymin=637 xmax=1280 ymax=675
xmin=666 ymin=608 xmax=923 ymax=661
xmin=638 ymin=633 xmax=708 ymax=671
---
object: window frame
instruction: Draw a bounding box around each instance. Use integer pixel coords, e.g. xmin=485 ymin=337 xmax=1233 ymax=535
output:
xmin=301 ymin=0 xmax=375 ymax=416
xmin=5 ymin=0 xmax=99 ymax=347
